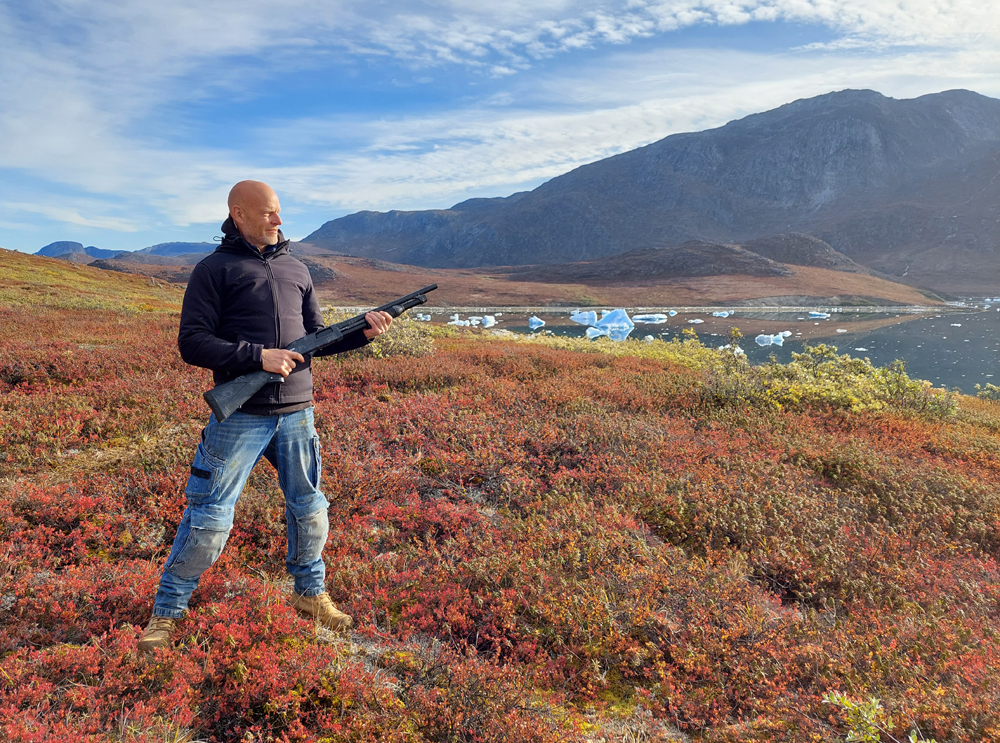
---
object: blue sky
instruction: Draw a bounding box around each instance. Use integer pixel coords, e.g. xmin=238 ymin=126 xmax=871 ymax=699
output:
xmin=2 ymin=0 xmax=999 ymax=253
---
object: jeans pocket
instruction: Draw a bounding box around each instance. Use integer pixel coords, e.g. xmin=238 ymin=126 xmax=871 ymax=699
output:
xmin=185 ymin=442 xmax=224 ymax=504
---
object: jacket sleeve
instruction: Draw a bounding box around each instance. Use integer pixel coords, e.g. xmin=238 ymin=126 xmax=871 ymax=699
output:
xmin=178 ymin=262 xmax=264 ymax=372
xmin=302 ymin=282 xmax=370 ymax=358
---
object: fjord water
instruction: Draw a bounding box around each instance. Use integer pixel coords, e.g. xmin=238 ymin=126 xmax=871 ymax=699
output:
xmin=435 ymin=307 xmax=1000 ymax=394
xmin=735 ymin=310 xmax=1000 ymax=393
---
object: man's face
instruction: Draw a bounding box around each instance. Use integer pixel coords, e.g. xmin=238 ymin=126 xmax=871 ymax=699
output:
xmin=233 ymin=189 xmax=282 ymax=249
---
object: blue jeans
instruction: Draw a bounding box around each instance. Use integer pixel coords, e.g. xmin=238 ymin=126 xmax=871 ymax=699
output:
xmin=152 ymin=408 xmax=329 ymax=618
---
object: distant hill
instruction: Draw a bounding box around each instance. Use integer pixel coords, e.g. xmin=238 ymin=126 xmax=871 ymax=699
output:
xmin=0 ymin=248 xmax=183 ymax=311
xmin=302 ymin=89 xmax=1000 ymax=292
xmin=741 ymin=233 xmax=872 ymax=274
xmin=132 ymin=241 xmax=215 ymax=257
xmin=500 ymin=241 xmax=792 ymax=283
xmin=36 ymin=242 xmax=119 ymax=260
xmin=35 ymin=240 xmax=215 ymax=264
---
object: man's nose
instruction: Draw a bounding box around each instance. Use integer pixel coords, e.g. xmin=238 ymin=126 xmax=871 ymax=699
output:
xmin=272 ymin=214 xmax=282 ymax=225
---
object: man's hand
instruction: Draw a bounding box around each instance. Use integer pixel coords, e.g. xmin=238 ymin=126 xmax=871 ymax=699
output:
xmin=262 ymin=348 xmax=305 ymax=377
xmin=364 ymin=310 xmax=393 ymax=340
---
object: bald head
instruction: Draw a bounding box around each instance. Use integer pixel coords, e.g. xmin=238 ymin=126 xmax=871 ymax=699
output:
xmin=229 ymin=180 xmax=282 ymax=249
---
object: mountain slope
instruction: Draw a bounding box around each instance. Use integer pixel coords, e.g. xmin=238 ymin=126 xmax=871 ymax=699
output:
xmin=302 ymin=89 xmax=1000 ymax=290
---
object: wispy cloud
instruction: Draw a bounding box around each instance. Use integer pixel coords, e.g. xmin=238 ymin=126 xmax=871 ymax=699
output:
xmin=7 ymin=202 xmax=140 ymax=232
xmin=2 ymin=0 xmax=999 ymax=249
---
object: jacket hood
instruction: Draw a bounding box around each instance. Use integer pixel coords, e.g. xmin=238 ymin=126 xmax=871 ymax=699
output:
xmin=219 ymin=215 xmax=289 ymax=257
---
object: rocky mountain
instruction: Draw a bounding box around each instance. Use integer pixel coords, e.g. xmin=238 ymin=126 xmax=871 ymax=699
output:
xmin=302 ymin=89 xmax=1000 ymax=291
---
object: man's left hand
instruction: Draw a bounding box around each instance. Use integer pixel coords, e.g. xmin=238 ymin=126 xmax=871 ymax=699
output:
xmin=364 ymin=310 xmax=393 ymax=340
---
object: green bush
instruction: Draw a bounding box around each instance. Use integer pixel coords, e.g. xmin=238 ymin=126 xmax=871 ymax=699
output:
xmin=702 ymin=336 xmax=956 ymax=418
xmin=322 ymin=312 xmax=436 ymax=358
xmin=975 ymin=382 xmax=1000 ymax=401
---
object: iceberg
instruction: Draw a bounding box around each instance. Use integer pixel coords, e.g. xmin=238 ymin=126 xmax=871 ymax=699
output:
xmin=414 ymin=313 xmax=432 ymax=321
xmin=712 ymin=311 xmax=731 ymax=318
xmin=755 ymin=333 xmax=785 ymax=347
xmin=586 ymin=327 xmax=606 ymax=340
xmin=836 ymin=328 xmax=847 ymax=333
xmin=809 ymin=311 xmax=831 ymax=319
xmin=668 ymin=310 xmax=677 ymax=316
xmin=644 ymin=335 xmax=655 ymax=343
xmin=592 ymin=308 xmax=634 ymax=341
xmin=594 ymin=308 xmax=634 ymax=331
xmin=528 ymin=316 xmax=545 ymax=330
xmin=633 ymin=313 xmax=670 ymax=324
xmin=688 ymin=318 xmax=704 ymax=324
xmin=469 ymin=316 xmax=483 ymax=326
xmin=570 ymin=310 xmax=599 ymax=326
xmin=481 ymin=315 xmax=497 ymax=328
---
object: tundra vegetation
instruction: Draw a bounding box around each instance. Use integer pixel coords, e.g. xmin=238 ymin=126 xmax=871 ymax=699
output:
xmin=2 ymin=256 xmax=999 ymax=742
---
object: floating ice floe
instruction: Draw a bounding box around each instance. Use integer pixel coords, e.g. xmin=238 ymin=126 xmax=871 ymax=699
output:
xmin=836 ymin=328 xmax=848 ymax=333
xmin=592 ymin=308 xmax=635 ymax=341
xmin=481 ymin=315 xmax=497 ymax=328
xmin=644 ymin=335 xmax=655 ymax=342
xmin=855 ymin=347 xmax=868 ymax=352
xmin=414 ymin=313 xmax=432 ymax=321
xmin=688 ymin=318 xmax=704 ymax=324
xmin=951 ymin=323 xmax=962 ymax=327
xmin=528 ymin=316 xmax=545 ymax=330
xmin=755 ymin=333 xmax=785 ymax=347
xmin=570 ymin=310 xmax=598 ymax=326
xmin=594 ymin=308 xmax=633 ymax=330
xmin=809 ymin=311 xmax=831 ymax=319
xmin=668 ymin=310 xmax=677 ymax=317
xmin=469 ymin=316 xmax=483 ymax=326
xmin=633 ymin=313 xmax=670 ymax=324
xmin=712 ymin=311 xmax=732 ymax=318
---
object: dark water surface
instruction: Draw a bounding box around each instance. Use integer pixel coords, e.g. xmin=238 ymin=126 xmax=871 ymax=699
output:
xmin=424 ymin=306 xmax=1000 ymax=394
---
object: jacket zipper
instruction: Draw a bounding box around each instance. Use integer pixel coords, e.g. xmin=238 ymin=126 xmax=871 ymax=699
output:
xmin=263 ymin=256 xmax=281 ymax=400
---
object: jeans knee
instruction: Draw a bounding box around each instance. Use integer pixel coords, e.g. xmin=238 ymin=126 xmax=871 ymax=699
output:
xmin=291 ymin=507 xmax=329 ymax=565
xmin=165 ymin=526 xmax=231 ymax=579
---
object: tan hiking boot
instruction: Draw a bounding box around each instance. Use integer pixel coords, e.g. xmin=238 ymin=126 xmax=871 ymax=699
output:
xmin=138 ymin=615 xmax=177 ymax=653
xmin=290 ymin=591 xmax=354 ymax=632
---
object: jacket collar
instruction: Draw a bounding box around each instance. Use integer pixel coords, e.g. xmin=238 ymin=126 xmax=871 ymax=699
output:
xmin=218 ymin=215 xmax=289 ymax=258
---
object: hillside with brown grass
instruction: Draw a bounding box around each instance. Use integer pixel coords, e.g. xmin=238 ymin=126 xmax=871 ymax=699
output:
xmin=5 ymin=257 xmax=1000 ymax=742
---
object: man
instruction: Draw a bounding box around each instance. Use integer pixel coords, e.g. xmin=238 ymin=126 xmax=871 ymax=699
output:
xmin=138 ymin=180 xmax=392 ymax=652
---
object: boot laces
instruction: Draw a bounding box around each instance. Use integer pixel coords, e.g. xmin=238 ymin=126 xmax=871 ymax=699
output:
xmin=148 ymin=616 xmax=176 ymax=632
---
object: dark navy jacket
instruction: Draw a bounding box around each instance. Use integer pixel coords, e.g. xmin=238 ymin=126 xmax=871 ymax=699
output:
xmin=178 ymin=216 xmax=368 ymax=414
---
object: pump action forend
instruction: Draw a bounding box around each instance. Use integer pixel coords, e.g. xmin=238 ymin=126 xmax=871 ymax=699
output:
xmin=204 ymin=284 xmax=437 ymax=422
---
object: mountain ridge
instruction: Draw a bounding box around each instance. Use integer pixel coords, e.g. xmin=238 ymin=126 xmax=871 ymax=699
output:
xmin=301 ymin=88 xmax=1000 ymax=292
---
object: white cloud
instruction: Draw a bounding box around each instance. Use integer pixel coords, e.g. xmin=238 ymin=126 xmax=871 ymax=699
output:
xmin=7 ymin=202 xmax=141 ymax=231
xmin=239 ymin=45 xmax=1000 ymax=214
xmin=2 ymin=0 xmax=1000 ymax=241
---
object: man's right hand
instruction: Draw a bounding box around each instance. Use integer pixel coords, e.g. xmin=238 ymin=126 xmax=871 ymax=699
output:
xmin=262 ymin=348 xmax=305 ymax=377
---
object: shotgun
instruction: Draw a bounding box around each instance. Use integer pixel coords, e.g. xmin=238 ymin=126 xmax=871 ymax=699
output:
xmin=204 ymin=284 xmax=437 ymax=421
